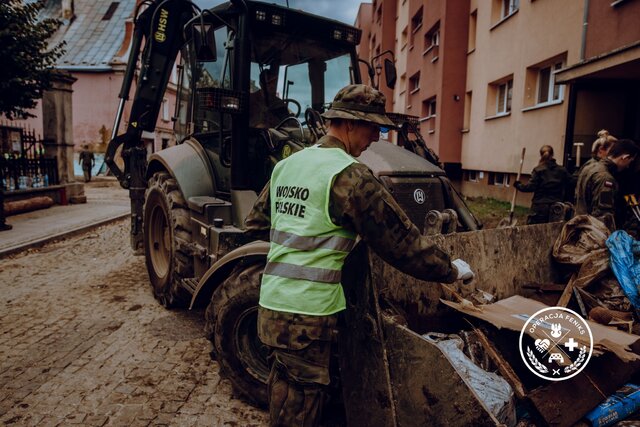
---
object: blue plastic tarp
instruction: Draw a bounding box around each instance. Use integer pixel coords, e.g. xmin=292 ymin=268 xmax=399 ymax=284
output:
xmin=605 ymin=231 xmax=640 ymax=309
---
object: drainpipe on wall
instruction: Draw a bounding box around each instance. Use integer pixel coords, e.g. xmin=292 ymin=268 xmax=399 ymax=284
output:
xmin=580 ymin=0 xmax=590 ymax=61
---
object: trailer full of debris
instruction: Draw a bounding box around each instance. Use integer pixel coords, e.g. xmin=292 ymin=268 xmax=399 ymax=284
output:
xmin=338 ymin=220 xmax=640 ymax=427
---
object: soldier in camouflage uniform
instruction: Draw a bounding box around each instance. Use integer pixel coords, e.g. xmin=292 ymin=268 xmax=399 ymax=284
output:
xmin=246 ymin=84 xmax=474 ymax=427
xmin=575 ymin=139 xmax=638 ymax=228
xmin=515 ymin=145 xmax=570 ymax=224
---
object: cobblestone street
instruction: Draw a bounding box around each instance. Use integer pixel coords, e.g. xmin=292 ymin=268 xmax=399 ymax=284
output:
xmin=0 ymin=219 xmax=267 ymax=426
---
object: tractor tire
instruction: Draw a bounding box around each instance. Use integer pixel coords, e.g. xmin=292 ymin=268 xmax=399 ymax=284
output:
xmin=143 ymin=171 xmax=193 ymax=308
xmin=205 ymin=262 xmax=270 ymax=407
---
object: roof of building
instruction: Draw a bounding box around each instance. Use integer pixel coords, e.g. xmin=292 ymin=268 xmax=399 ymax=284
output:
xmin=41 ymin=0 xmax=136 ymax=71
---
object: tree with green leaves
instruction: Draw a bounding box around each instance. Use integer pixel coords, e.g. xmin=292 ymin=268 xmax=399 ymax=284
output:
xmin=0 ymin=0 xmax=65 ymax=119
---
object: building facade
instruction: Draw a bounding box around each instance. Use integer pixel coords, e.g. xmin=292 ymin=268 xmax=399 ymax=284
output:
xmin=556 ymin=0 xmax=640 ymax=162
xmin=356 ymin=0 xmax=589 ymax=201
xmin=10 ymin=0 xmax=178 ymax=156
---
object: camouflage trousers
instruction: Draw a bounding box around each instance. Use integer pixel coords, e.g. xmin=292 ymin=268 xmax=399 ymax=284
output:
xmin=258 ymin=307 xmax=338 ymax=427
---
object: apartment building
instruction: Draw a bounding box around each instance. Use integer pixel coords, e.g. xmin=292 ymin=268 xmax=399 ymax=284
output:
xmin=11 ymin=0 xmax=178 ymax=154
xmin=461 ymin=0 xmax=583 ymax=200
xmin=359 ymin=0 xmax=470 ymax=179
xmin=356 ymin=0 xmax=585 ymax=201
xmin=556 ymin=0 xmax=640 ymax=162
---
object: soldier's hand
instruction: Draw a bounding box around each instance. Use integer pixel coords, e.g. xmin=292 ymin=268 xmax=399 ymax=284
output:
xmin=514 ymin=181 xmax=522 ymax=190
xmin=452 ymin=259 xmax=475 ymax=285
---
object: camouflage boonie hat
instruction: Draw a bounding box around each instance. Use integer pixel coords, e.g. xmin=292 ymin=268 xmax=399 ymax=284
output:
xmin=322 ymin=84 xmax=395 ymax=127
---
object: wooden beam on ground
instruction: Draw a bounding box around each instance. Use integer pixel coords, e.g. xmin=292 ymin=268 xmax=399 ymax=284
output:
xmin=557 ymin=273 xmax=577 ymax=308
xmin=473 ymin=328 xmax=527 ymax=400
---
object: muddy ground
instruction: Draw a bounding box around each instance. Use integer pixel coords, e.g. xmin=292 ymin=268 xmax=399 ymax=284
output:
xmin=0 ymin=216 xmax=268 ymax=426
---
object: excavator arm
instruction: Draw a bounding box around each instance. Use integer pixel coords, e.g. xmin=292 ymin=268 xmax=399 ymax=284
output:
xmin=105 ymin=0 xmax=199 ymax=252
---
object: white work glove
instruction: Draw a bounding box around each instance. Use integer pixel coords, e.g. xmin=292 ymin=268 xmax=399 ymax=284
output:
xmin=452 ymin=259 xmax=475 ymax=284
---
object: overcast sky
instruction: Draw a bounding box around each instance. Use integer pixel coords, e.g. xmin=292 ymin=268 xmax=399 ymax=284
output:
xmin=195 ymin=0 xmax=367 ymax=25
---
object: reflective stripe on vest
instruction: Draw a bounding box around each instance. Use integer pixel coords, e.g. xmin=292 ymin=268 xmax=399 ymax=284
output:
xmin=270 ymin=229 xmax=356 ymax=252
xmin=259 ymin=146 xmax=357 ymax=316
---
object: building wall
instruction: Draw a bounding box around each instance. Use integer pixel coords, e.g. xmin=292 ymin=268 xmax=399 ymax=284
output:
xmin=460 ymin=0 xmax=583 ymax=200
xmin=369 ymin=0 xmax=398 ymax=111
xmin=437 ymin=1 xmax=469 ymax=168
xmin=355 ymin=3 xmax=373 ymax=84
xmin=392 ymin=0 xmax=409 ymax=114
xmin=357 ymin=0 xmax=585 ymax=201
xmin=360 ymin=0 xmax=469 ymax=172
xmin=559 ymin=0 xmax=640 ymax=152
xmin=584 ymin=0 xmax=640 ymax=59
xmin=9 ymin=71 xmax=178 ymax=155
xmin=72 ymin=72 xmax=125 ymax=147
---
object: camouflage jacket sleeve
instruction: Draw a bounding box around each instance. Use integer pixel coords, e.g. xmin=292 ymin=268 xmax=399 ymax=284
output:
xmin=245 ymin=181 xmax=272 ymax=241
xmin=330 ymin=163 xmax=458 ymax=283
xmin=590 ymin=173 xmax=617 ymax=218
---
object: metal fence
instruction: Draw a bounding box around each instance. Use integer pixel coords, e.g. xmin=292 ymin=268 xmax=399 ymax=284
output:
xmin=1 ymin=125 xmax=59 ymax=191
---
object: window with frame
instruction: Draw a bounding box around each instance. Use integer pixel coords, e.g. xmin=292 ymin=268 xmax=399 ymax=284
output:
xmin=496 ymin=79 xmax=513 ymax=114
xmin=467 ymin=170 xmax=479 ymax=182
xmin=410 ymin=7 xmax=423 ymax=47
xmin=400 ymin=27 xmax=407 ymax=49
xmin=468 ymin=10 xmax=477 ymax=52
xmin=424 ymin=21 xmax=440 ymax=60
xmin=524 ymin=55 xmax=565 ymax=108
xmin=489 ymin=172 xmax=510 ymax=187
xmin=421 ymin=97 xmax=436 ymax=132
xmin=162 ymin=98 xmax=170 ymax=122
xmin=463 ymin=91 xmax=472 ymax=130
xmin=502 ymin=0 xmax=519 ymax=18
xmin=537 ymin=61 xmax=563 ymax=104
xmin=409 ymin=72 xmax=420 ymax=93
xmin=422 ymin=97 xmax=436 ymax=118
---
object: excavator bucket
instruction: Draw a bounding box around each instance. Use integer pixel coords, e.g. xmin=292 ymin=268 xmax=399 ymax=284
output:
xmin=339 ymin=244 xmax=498 ymax=426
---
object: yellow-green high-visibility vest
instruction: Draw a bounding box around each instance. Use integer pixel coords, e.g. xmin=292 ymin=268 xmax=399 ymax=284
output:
xmin=260 ymin=146 xmax=358 ymax=316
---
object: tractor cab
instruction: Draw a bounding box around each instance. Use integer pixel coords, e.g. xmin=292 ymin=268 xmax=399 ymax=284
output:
xmin=174 ymin=1 xmax=362 ymax=197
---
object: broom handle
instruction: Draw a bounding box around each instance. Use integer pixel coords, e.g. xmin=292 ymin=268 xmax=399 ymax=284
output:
xmin=509 ymin=147 xmax=526 ymax=220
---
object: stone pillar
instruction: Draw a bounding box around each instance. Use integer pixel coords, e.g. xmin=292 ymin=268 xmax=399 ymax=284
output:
xmin=42 ymin=70 xmax=86 ymax=203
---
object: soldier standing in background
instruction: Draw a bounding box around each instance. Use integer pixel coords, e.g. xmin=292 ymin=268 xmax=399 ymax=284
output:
xmin=575 ymin=139 xmax=639 ymax=228
xmin=78 ymin=145 xmax=95 ymax=183
xmin=567 ymin=130 xmax=617 ymax=204
xmin=515 ymin=145 xmax=570 ymax=224
xmin=245 ymin=84 xmax=474 ymax=427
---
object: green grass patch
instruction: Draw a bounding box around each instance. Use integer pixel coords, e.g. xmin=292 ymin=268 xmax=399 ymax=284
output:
xmin=464 ymin=197 xmax=529 ymax=229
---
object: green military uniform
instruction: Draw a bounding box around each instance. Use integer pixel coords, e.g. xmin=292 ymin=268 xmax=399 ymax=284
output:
xmin=515 ymin=159 xmax=570 ymax=224
xmin=575 ymin=158 xmax=618 ymax=224
xmin=246 ymin=85 xmax=459 ymax=427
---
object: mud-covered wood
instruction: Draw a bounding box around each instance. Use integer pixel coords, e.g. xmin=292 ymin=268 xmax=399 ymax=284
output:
xmin=339 ymin=243 xmax=396 ymax=427
xmin=371 ymin=223 xmax=565 ymax=321
xmin=383 ymin=319 xmax=498 ymax=426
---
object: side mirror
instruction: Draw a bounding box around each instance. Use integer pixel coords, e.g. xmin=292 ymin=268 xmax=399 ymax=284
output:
xmin=384 ymin=58 xmax=396 ymax=89
xmin=192 ymin=23 xmax=217 ymax=62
